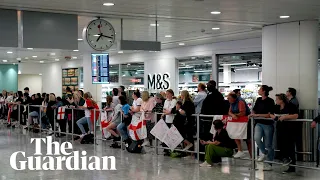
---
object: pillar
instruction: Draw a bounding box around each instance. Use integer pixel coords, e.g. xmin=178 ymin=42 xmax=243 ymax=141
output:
xmin=223 ymin=65 xmax=232 ymax=84
xmin=83 ymin=53 xmax=102 ymax=106
xmin=262 ymin=20 xmax=318 ymax=110
xmin=212 ymin=54 xmax=218 ymax=84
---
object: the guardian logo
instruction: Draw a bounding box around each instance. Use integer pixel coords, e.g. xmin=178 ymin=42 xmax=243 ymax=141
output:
xmin=10 ymin=136 xmax=116 ymax=170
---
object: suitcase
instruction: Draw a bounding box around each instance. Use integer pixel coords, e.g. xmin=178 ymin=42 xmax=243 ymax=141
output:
xmin=126 ymin=139 xmax=143 ymax=153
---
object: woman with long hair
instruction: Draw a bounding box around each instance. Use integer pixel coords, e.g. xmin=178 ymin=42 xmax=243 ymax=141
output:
xmin=173 ymin=90 xmax=195 ymax=151
xmin=76 ymin=92 xmax=99 ymax=138
xmin=140 ymin=91 xmax=156 ymax=146
xmin=271 ymin=93 xmax=298 ymax=173
xmin=250 ymin=85 xmax=275 ymax=171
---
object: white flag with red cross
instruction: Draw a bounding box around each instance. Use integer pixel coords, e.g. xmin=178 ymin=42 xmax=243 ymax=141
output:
xmin=128 ymin=115 xmax=147 ymax=141
xmin=210 ymin=115 xmax=249 ymax=139
xmin=57 ymin=107 xmax=65 ymax=120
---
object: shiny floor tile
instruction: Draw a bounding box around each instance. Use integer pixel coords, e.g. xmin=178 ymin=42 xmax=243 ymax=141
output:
xmin=0 ymin=127 xmax=319 ymax=180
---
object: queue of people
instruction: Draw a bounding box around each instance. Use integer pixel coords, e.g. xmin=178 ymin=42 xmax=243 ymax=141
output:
xmin=0 ymin=83 xmax=317 ymax=174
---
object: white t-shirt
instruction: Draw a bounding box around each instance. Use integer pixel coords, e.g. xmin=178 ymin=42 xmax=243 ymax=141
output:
xmin=133 ymin=98 xmax=142 ymax=108
xmin=112 ymin=96 xmax=119 ymax=109
xmin=163 ymin=98 xmax=177 ymax=123
xmin=83 ymin=102 xmax=91 ymax=117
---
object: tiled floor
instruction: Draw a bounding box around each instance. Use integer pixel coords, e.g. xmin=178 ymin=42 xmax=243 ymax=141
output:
xmin=0 ymin=127 xmax=319 ymax=180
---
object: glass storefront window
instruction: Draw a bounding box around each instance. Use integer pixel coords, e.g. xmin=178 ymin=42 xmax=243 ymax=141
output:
xmin=109 ymin=64 xmax=119 ymax=83
xmin=178 ymin=56 xmax=212 ymax=95
xmin=217 ymin=52 xmax=262 ymax=108
xmin=120 ymin=63 xmax=144 ymax=86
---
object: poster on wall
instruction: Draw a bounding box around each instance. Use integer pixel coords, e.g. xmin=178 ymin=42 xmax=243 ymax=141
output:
xmin=62 ymin=68 xmax=80 ymax=94
xmin=91 ymin=53 xmax=110 ymax=84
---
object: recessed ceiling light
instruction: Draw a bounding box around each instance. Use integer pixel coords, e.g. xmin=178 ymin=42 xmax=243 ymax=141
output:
xmin=204 ymin=60 xmax=210 ymax=63
xmin=16 ymin=58 xmax=21 ymax=60
xmin=179 ymin=43 xmax=185 ymax=46
xmin=25 ymin=57 xmax=29 ymax=59
xmin=13 ymin=63 xmax=16 ymax=65
xmin=27 ymin=48 xmax=33 ymax=50
xmin=32 ymin=56 xmax=37 ymax=58
xmin=39 ymin=73 xmax=42 ymax=76
xmin=73 ymin=50 xmax=79 ymax=52
xmin=39 ymin=61 xmax=44 ymax=63
xmin=55 ymin=59 xmax=60 ymax=61
xmin=118 ymin=51 xmax=123 ymax=54
xmin=280 ymin=15 xmax=290 ymax=19
xmin=77 ymin=38 xmax=83 ymax=41
xmin=150 ymin=23 xmax=159 ymax=27
xmin=93 ymin=34 xmax=100 ymax=37
xmin=103 ymin=2 xmax=115 ymax=6
xmin=7 ymin=51 xmax=13 ymax=54
xmin=211 ymin=11 xmax=221 ymax=15
xmin=165 ymin=35 xmax=172 ymax=38
xmin=212 ymin=27 xmax=220 ymax=30
xmin=50 ymin=53 xmax=56 ymax=56
xmin=72 ymin=57 xmax=77 ymax=59
xmin=2 ymin=60 xmax=7 ymax=62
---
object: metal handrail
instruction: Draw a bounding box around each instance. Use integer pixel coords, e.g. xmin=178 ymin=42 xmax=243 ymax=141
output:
xmin=3 ymin=104 xmax=320 ymax=171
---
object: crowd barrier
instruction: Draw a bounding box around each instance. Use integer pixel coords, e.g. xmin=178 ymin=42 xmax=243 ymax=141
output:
xmin=2 ymin=104 xmax=320 ymax=171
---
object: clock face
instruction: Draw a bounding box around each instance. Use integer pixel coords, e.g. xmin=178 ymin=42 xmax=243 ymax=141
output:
xmin=86 ymin=19 xmax=115 ymax=51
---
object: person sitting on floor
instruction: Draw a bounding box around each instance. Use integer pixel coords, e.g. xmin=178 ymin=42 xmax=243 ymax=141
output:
xmin=200 ymin=120 xmax=236 ymax=167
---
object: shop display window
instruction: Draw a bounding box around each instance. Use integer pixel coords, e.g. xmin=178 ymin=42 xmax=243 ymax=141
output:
xmin=120 ymin=63 xmax=144 ymax=86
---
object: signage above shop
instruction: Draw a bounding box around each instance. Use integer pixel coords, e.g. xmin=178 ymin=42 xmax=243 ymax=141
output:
xmin=148 ymin=73 xmax=170 ymax=90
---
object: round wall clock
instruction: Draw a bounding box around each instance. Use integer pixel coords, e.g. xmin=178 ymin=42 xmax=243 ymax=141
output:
xmin=86 ymin=18 xmax=115 ymax=51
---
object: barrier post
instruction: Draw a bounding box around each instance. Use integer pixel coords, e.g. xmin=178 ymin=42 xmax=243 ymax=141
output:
xmin=39 ymin=106 xmax=42 ymax=137
xmin=94 ymin=109 xmax=96 ymax=145
xmin=72 ymin=108 xmax=74 ymax=143
xmin=196 ymin=114 xmax=200 ymax=163
xmin=18 ymin=104 xmax=21 ymax=127
xmin=120 ymin=113 xmax=123 ymax=150
xmin=27 ymin=105 xmax=30 ymax=132
xmin=54 ymin=109 xmax=57 ymax=138
xmin=250 ymin=117 xmax=255 ymax=171
xmin=154 ymin=113 xmax=158 ymax=155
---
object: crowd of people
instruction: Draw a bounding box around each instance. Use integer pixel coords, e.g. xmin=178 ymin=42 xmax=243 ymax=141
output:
xmin=0 ymin=82 xmax=319 ymax=174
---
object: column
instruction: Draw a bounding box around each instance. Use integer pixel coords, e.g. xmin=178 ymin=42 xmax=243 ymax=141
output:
xmin=262 ymin=20 xmax=318 ymax=110
xmin=82 ymin=54 xmax=102 ymax=106
xmin=211 ymin=54 xmax=218 ymax=83
xmin=223 ymin=65 xmax=232 ymax=84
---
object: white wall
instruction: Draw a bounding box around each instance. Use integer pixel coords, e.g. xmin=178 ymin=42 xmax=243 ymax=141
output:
xmin=18 ymin=74 xmax=42 ymax=94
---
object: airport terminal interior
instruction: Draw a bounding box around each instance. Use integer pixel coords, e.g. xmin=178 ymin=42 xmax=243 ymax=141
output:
xmin=0 ymin=0 xmax=320 ymax=179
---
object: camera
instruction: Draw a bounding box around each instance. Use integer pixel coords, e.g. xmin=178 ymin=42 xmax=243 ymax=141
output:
xmin=18 ymin=60 xmax=21 ymax=63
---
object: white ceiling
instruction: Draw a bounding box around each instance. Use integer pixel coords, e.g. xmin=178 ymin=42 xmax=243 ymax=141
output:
xmin=0 ymin=0 xmax=319 ymax=64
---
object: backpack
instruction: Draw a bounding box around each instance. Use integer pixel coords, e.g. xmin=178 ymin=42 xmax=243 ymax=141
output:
xmin=80 ymin=134 xmax=94 ymax=144
xmin=126 ymin=139 xmax=143 ymax=153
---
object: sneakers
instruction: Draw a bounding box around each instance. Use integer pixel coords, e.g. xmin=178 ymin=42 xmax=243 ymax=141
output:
xmin=282 ymin=167 xmax=295 ymax=174
xmin=80 ymin=134 xmax=86 ymax=139
xmin=233 ymin=151 xmax=245 ymax=158
xmin=257 ymin=153 xmax=266 ymax=162
xmin=182 ymin=143 xmax=194 ymax=151
xmin=263 ymin=164 xmax=272 ymax=171
xmin=141 ymin=140 xmax=150 ymax=147
xmin=199 ymin=161 xmax=212 ymax=167
xmin=282 ymin=158 xmax=292 ymax=166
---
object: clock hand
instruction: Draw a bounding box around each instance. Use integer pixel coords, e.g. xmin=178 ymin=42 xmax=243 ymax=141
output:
xmin=101 ymin=35 xmax=113 ymax=39
xmin=96 ymin=35 xmax=102 ymax=42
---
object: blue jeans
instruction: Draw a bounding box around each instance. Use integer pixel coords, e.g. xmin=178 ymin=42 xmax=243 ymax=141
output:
xmin=76 ymin=117 xmax=91 ymax=134
xmin=117 ymin=122 xmax=129 ymax=140
xmin=254 ymin=123 xmax=274 ymax=161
